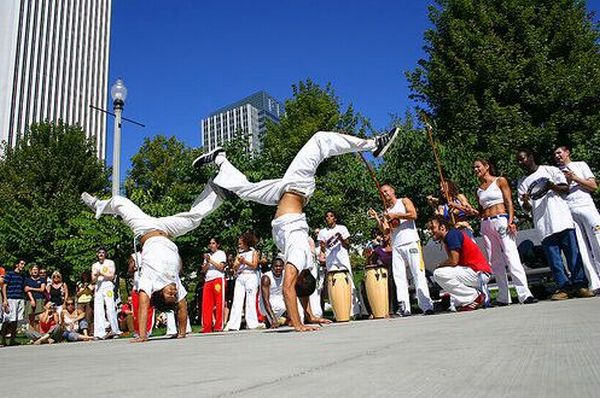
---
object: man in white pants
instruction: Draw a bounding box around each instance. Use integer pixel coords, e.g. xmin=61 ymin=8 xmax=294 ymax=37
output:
xmin=92 ymin=248 xmax=121 ymax=338
xmin=260 ymin=257 xmax=287 ymax=327
xmin=82 ymin=181 xmax=223 ymax=342
xmin=317 ymin=210 xmax=366 ymax=318
xmin=428 ymin=216 xmax=492 ymax=311
xmin=194 ymin=129 xmax=398 ymax=331
xmin=370 ymin=185 xmax=434 ymax=316
xmin=554 ymin=146 xmax=600 ymax=293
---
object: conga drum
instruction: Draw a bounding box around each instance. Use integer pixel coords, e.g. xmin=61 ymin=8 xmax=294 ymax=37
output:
xmin=364 ymin=265 xmax=389 ymax=318
xmin=327 ymin=270 xmax=352 ymax=322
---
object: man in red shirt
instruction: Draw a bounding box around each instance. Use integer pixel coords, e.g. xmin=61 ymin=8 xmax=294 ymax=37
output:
xmin=428 ymin=216 xmax=492 ymax=311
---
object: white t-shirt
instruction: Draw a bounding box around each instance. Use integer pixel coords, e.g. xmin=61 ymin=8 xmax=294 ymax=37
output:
xmin=262 ymin=270 xmax=285 ymax=310
xmin=518 ymin=165 xmax=575 ymax=240
xmin=387 ymin=199 xmax=419 ymax=246
xmin=317 ymin=224 xmax=351 ymax=271
xmin=136 ymin=236 xmax=187 ymax=301
xmin=204 ymin=250 xmax=226 ymax=282
xmin=92 ymin=259 xmax=115 ymax=290
xmin=131 ymin=252 xmax=142 ymax=290
xmin=560 ymin=161 xmax=596 ymax=208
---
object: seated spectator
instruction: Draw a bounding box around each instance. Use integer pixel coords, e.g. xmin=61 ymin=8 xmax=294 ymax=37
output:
xmin=47 ymin=271 xmax=68 ymax=312
xmin=61 ymin=298 xmax=94 ymax=342
xmin=25 ymin=302 xmax=62 ymax=345
xmin=428 ymin=216 xmax=492 ymax=311
xmin=118 ymin=296 xmax=135 ymax=335
xmin=76 ymin=271 xmax=94 ymax=334
xmin=260 ymin=257 xmax=287 ymax=328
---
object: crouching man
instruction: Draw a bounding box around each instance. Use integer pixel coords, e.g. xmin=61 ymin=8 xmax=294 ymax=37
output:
xmin=428 ymin=216 xmax=492 ymax=311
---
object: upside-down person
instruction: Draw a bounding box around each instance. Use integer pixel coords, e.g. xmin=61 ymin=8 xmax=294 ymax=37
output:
xmin=194 ymin=129 xmax=399 ymax=331
xmin=81 ymin=181 xmax=225 ymax=342
xmin=428 ymin=215 xmax=492 ymax=311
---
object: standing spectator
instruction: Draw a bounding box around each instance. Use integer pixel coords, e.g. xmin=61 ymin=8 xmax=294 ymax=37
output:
xmin=47 ymin=271 xmax=69 ymax=313
xmin=25 ymin=264 xmax=46 ymax=328
xmin=201 ymin=238 xmax=227 ymax=333
xmin=224 ymin=232 xmax=263 ymax=331
xmin=1 ymin=260 xmax=27 ymax=346
xmin=427 ymin=180 xmax=476 ymax=237
xmin=92 ymin=247 xmax=121 ymax=338
xmin=223 ymin=253 xmax=236 ymax=324
xmin=61 ymin=298 xmax=94 ymax=342
xmin=516 ymin=148 xmax=593 ymax=299
xmin=76 ymin=271 xmax=94 ymax=335
xmin=554 ymin=145 xmax=600 ymax=292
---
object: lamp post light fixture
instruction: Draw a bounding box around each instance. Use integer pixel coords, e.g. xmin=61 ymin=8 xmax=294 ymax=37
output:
xmin=110 ymin=78 xmax=127 ymax=196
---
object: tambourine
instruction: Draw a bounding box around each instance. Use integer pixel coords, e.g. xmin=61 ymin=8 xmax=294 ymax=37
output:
xmin=527 ymin=177 xmax=552 ymax=200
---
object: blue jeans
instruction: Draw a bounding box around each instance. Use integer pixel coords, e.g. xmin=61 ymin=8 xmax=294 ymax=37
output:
xmin=541 ymin=229 xmax=588 ymax=290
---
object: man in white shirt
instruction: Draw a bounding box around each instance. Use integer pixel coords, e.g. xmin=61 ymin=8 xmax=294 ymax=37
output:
xmin=370 ymin=185 xmax=434 ymax=316
xmin=91 ymin=248 xmax=121 ymax=339
xmin=554 ymin=146 xmax=600 ymax=293
xmin=317 ymin=210 xmax=365 ymax=318
xmin=516 ymin=148 xmax=593 ymax=300
xmin=260 ymin=257 xmax=287 ymax=327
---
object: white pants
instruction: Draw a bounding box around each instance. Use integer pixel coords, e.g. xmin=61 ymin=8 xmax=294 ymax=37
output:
xmin=93 ymin=185 xmax=222 ymax=238
xmin=571 ymin=205 xmax=600 ymax=290
xmin=481 ymin=217 xmax=533 ymax=303
xmin=213 ymin=131 xmax=376 ymax=205
xmin=226 ymin=272 xmax=260 ymax=330
xmin=434 ymin=266 xmax=489 ymax=306
xmin=6 ymin=299 xmax=24 ymax=322
xmin=309 ymin=265 xmax=323 ymax=317
xmin=391 ymin=241 xmax=433 ymax=313
xmin=94 ymin=282 xmax=120 ymax=338
xmin=166 ymin=311 xmax=192 ymax=336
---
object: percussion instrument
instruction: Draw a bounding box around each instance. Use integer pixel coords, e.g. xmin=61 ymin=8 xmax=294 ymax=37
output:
xmin=364 ymin=265 xmax=389 ymax=318
xmin=327 ymin=270 xmax=352 ymax=322
xmin=527 ymin=177 xmax=552 ymax=200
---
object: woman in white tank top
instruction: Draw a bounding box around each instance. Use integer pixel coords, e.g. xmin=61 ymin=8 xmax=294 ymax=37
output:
xmin=474 ymin=158 xmax=536 ymax=305
xmin=224 ymin=232 xmax=264 ymax=331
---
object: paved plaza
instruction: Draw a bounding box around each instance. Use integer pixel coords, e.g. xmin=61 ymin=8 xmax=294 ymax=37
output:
xmin=2 ymin=297 xmax=599 ymax=397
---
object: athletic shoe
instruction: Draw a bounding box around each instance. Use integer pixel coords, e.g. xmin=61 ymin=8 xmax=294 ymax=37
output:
xmin=423 ymin=309 xmax=435 ymax=316
xmin=372 ymin=127 xmax=400 ymax=158
xmin=572 ymin=287 xmax=595 ymax=298
xmin=81 ymin=192 xmax=98 ymax=210
xmin=192 ymin=147 xmax=224 ymax=168
xmin=457 ymin=293 xmax=485 ymax=312
xmin=551 ymin=290 xmax=569 ymax=301
xmin=523 ymin=296 xmax=538 ymax=304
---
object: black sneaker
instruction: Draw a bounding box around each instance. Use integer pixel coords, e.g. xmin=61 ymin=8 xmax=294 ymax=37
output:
xmin=192 ymin=147 xmax=224 ymax=168
xmin=423 ymin=309 xmax=435 ymax=316
xmin=523 ymin=296 xmax=538 ymax=304
xmin=373 ymin=127 xmax=400 ymax=158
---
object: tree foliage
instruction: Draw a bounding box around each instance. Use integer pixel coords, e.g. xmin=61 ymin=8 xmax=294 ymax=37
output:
xmin=407 ymin=0 xmax=600 ymax=197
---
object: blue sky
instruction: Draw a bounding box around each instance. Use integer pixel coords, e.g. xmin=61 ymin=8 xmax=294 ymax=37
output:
xmin=106 ymin=1 xmax=600 ymax=179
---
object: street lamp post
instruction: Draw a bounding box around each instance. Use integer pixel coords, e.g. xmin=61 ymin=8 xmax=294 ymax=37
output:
xmin=110 ymin=79 xmax=127 ymax=196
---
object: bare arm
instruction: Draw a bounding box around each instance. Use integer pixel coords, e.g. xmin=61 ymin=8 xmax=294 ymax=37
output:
xmin=498 ymin=177 xmax=517 ymax=230
xmin=176 ymin=299 xmax=188 ymax=338
xmin=387 ymin=198 xmax=418 ymax=220
xmin=282 ymin=264 xmax=319 ymax=332
xmin=132 ymin=291 xmax=150 ymax=343
xmin=438 ymin=250 xmax=460 ymax=268
xmin=563 ymin=169 xmax=598 ymax=192
xmin=260 ymin=276 xmax=277 ymax=327
xmin=63 ymin=283 xmax=69 ymax=302
xmin=455 ymin=193 xmax=479 ymax=216
xmin=240 ymin=251 xmax=260 ymax=270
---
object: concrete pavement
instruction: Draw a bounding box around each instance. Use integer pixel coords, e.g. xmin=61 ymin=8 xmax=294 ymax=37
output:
xmin=1 ymin=297 xmax=599 ymax=397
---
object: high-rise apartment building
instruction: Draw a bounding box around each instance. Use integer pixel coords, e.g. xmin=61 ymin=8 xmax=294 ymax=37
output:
xmin=201 ymin=91 xmax=284 ymax=152
xmin=0 ymin=0 xmax=112 ymax=159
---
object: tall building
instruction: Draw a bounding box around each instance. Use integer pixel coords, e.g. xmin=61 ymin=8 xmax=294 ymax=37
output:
xmin=201 ymin=91 xmax=284 ymax=152
xmin=0 ymin=0 xmax=112 ymax=159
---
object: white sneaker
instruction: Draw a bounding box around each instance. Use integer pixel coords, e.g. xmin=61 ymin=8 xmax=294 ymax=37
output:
xmin=81 ymin=192 xmax=98 ymax=210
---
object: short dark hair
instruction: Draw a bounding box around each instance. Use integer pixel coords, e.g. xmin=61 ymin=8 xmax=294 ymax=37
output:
xmin=96 ymin=247 xmax=107 ymax=254
xmin=208 ymin=237 xmax=220 ymax=245
xmin=295 ymin=269 xmax=316 ymax=297
xmin=429 ymin=214 xmax=452 ymax=230
xmin=555 ymin=145 xmax=571 ymax=152
xmin=150 ymin=290 xmax=178 ymax=312
xmin=516 ymin=148 xmax=534 ymax=158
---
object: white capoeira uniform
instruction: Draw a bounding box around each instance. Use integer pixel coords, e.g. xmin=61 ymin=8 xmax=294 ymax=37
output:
xmin=166 ymin=311 xmax=192 ymax=336
xmin=213 ymin=131 xmax=376 ymax=272
xmin=308 ymin=239 xmax=324 ymax=318
xmin=87 ymin=183 xmax=222 ymax=306
xmin=225 ymin=248 xmax=261 ymax=330
xmin=388 ymin=199 xmax=433 ymax=314
xmin=92 ymin=259 xmax=121 ymax=338
xmin=260 ymin=270 xmax=286 ymax=320
xmin=561 ymin=161 xmax=600 ymax=291
xmin=477 ymin=178 xmax=533 ymax=303
xmin=317 ymin=224 xmax=364 ymax=316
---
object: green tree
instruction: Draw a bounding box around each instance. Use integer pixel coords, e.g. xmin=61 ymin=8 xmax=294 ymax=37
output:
xmin=407 ymin=0 xmax=600 ymax=192
xmin=0 ymin=121 xmax=112 ymax=280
